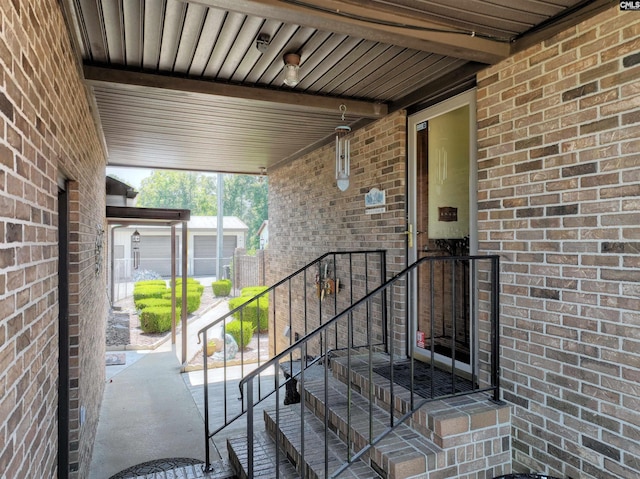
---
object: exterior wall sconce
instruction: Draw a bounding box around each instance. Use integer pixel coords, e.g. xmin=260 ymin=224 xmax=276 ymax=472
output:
xmin=283 ymin=53 xmax=301 ymax=86
xmin=335 ymin=104 xmax=351 ymax=191
xmin=131 ymin=229 xmax=141 ymax=270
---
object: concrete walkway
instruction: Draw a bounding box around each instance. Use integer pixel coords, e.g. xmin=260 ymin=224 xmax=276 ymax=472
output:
xmin=90 ymin=299 xmax=280 ymax=479
xmin=89 ymin=342 xmax=207 ymax=478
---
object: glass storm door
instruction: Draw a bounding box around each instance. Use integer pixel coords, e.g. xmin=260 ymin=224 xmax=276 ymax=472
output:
xmin=407 ymin=90 xmax=477 ymax=372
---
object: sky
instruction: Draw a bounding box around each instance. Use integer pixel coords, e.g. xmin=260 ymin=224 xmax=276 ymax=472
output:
xmin=106 ymin=166 xmax=154 ymax=189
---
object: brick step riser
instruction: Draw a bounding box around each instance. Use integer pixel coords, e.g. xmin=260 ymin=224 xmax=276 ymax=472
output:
xmin=328 ymin=355 xmax=512 ymax=465
xmin=228 ymin=443 xmax=248 ymax=479
xmin=302 ymin=381 xmax=438 ymax=479
xmin=227 ymin=434 xmax=300 ymax=479
xmin=264 ymin=409 xmax=353 ymax=479
xmin=330 ymin=360 xmax=436 ymax=439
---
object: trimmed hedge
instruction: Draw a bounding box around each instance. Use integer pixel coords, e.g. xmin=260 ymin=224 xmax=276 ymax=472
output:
xmin=134 ymin=280 xmax=167 ymax=289
xmin=225 ymin=320 xmax=254 ymax=349
xmin=241 ymin=286 xmax=269 ymax=297
xmin=133 ymin=285 xmax=169 ymax=302
xmin=174 ymin=279 xmax=204 ymax=294
xmin=139 ymin=306 xmax=181 ymax=333
xmin=212 ymin=279 xmax=232 ymax=297
xmin=228 ymin=292 xmax=269 ymax=332
xmin=162 ymin=291 xmax=201 ymax=314
xmin=134 ymin=298 xmax=173 ymax=310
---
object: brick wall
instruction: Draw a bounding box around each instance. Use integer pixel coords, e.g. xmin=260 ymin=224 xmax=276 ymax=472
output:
xmin=477 ymin=6 xmax=640 ymax=479
xmin=0 ymin=1 xmax=107 ymax=478
xmin=268 ymin=111 xmax=407 ymax=355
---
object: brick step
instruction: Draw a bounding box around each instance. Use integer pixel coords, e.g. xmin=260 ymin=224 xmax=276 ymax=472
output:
xmin=227 ymin=432 xmax=300 ymax=479
xmin=330 ymin=353 xmax=511 ymax=450
xmin=263 ymin=405 xmax=382 ymax=479
xmin=303 ymin=375 xmax=443 ymax=479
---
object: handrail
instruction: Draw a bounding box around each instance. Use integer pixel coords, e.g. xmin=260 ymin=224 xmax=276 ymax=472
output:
xmin=200 ymin=250 xmax=388 ymax=471
xmin=196 ymin=249 xmax=387 ymax=341
xmin=239 ymin=253 xmax=482 ymax=388
xmin=240 ymin=254 xmax=501 ymax=479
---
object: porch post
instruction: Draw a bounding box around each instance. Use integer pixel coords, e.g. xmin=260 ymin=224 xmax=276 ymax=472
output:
xmin=182 ymin=220 xmax=188 ymax=365
xmin=171 ymin=224 xmax=176 ymax=345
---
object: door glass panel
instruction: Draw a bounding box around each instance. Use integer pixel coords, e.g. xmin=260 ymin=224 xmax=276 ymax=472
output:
xmin=414 ymin=104 xmax=471 ymax=368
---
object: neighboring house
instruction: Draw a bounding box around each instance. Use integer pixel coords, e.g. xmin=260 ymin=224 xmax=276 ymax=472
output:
xmin=112 ymin=216 xmax=247 ymax=278
xmin=1 ymin=3 xmax=639 ymax=479
xmin=257 ymin=220 xmax=269 ymax=249
xmin=106 ymin=175 xmax=138 ymax=207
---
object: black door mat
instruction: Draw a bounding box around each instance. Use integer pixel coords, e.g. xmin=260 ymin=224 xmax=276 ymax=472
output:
xmin=373 ymin=360 xmax=474 ymax=399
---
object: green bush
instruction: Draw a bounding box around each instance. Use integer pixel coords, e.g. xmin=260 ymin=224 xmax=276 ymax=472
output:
xmin=228 ymin=293 xmax=269 ymax=332
xmin=134 ymin=298 xmax=172 ymax=310
xmin=181 ymin=281 xmax=205 ymax=292
xmin=241 ymin=286 xmax=269 ymax=297
xmin=171 ymin=278 xmax=204 ymax=295
xmin=134 ymin=280 xmax=167 ymax=289
xmin=212 ymin=279 xmax=232 ymax=297
xmin=225 ymin=320 xmax=254 ymax=349
xmin=139 ymin=306 xmax=181 ymax=333
xmin=162 ymin=291 xmax=201 ymax=314
xmin=133 ymin=285 xmax=169 ymax=302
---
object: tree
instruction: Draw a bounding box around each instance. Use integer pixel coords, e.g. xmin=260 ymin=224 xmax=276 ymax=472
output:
xmin=135 ymin=170 xmax=268 ymax=251
xmin=136 ymin=171 xmax=216 ymax=215
xmin=223 ymin=175 xmax=268 ymax=251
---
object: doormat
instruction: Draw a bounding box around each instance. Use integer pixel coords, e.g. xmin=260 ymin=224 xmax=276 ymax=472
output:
xmin=373 ymin=360 xmax=474 ymax=399
xmin=105 ymin=352 xmax=126 ymax=366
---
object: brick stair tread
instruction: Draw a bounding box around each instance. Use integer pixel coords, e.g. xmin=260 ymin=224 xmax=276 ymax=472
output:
xmin=303 ymin=375 xmax=442 ymax=477
xmin=228 ymin=432 xmax=301 ymax=479
xmin=264 ymin=406 xmax=382 ymax=479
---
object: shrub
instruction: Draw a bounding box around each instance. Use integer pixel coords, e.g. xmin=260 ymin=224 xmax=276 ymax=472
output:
xmin=212 ymin=279 xmax=232 ymax=297
xmin=162 ymin=291 xmax=201 ymax=313
xmin=134 ymin=298 xmax=172 ymax=310
xmin=139 ymin=306 xmax=181 ymax=333
xmin=133 ymin=285 xmax=169 ymax=302
xmin=241 ymin=286 xmax=269 ymax=297
xmin=171 ymin=279 xmax=204 ymax=295
xmin=224 ymin=320 xmax=254 ymax=349
xmin=134 ymin=280 xmax=167 ymax=289
xmin=228 ymin=293 xmax=269 ymax=332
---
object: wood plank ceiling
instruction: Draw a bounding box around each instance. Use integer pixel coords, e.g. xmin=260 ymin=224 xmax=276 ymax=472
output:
xmin=63 ymin=0 xmax=614 ymax=175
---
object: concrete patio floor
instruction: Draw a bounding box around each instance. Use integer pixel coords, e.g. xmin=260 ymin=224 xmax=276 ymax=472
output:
xmin=90 ymin=299 xmax=280 ymax=478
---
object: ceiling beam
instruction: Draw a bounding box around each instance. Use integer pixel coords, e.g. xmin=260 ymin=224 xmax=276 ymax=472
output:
xmin=83 ymin=65 xmax=388 ymax=118
xmin=183 ymin=0 xmax=510 ymax=64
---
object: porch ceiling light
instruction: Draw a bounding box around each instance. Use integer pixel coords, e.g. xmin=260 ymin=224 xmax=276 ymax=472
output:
xmin=335 ymin=104 xmax=351 ymax=192
xmin=283 ymin=52 xmax=301 ymax=86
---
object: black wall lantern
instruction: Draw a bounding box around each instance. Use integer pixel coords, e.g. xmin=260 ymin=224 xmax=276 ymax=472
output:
xmin=131 ymin=229 xmax=141 ymax=269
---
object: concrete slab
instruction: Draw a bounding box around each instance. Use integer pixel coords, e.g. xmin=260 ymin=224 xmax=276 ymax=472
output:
xmin=89 ymin=342 xmax=206 ymax=479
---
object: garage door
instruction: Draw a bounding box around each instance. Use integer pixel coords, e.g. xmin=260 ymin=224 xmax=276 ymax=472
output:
xmin=193 ymin=236 xmax=237 ymax=276
xmin=139 ymin=236 xmax=178 ymax=276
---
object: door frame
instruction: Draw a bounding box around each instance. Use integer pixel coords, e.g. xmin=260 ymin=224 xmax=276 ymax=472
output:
xmin=407 ymin=89 xmax=478 ymax=370
xmin=58 ymin=182 xmax=70 ymax=479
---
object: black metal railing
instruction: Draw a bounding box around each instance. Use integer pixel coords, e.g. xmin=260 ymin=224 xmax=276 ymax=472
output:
xmin=198 ymin=250 xmax=387 ymax=471
xmin=239 ymin=254 xmax=500 ymax=479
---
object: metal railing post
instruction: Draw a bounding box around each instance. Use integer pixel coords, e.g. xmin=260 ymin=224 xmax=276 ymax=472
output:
xmin=492 ymin=256 xmax=501 ymax=402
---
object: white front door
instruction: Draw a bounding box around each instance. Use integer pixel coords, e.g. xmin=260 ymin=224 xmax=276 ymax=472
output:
xmin=407 ymin=90 xmax=477 ymax=372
